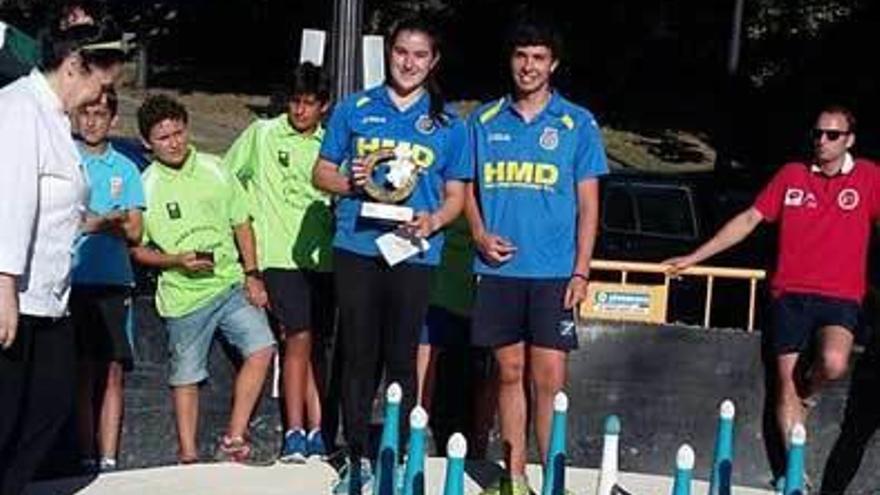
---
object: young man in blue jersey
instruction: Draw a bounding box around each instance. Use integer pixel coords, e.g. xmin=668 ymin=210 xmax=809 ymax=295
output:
xmin=71 ymin=88 xmax=144 ymax=473
xmin=465 ymin=15 xmax=607 ymax=494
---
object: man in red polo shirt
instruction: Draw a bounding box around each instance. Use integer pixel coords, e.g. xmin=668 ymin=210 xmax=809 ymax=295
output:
xmin=665 ymin=105 xmax=880 ymax=483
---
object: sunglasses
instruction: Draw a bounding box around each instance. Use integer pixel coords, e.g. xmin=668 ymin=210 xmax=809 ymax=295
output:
xmin=810 ymin=128 xmax=851 ymax=142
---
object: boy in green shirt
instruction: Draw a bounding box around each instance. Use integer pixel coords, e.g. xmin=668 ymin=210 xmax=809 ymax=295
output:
xmin=224 ymin=63 xmax=334 ymax=462
xmin=131 ymin=95 xmax=275 ymax=463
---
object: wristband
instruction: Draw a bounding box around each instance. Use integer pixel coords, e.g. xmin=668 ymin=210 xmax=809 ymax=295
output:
xmin=571 ymin=273 xmax=589 ymax=282
xmin=244 ymin=269 xmax=262 ymax=280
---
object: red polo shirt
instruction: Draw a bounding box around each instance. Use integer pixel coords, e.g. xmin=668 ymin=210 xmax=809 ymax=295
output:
xmin=754 ymin=156 xmax=880 ymax=302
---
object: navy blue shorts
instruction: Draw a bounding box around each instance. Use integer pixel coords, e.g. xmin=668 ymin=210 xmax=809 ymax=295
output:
xmin=263 ymin=269 xmax=334 ymax=335
xmin=420 ymin=305 xmax=471 ymax=347
xmin=70 ymin=285 xmax=134 ymax=370
xmin=770 ymin=293 xmax=861 ymax=355
xmin=471 ymin=275 xmax=577 ymax=351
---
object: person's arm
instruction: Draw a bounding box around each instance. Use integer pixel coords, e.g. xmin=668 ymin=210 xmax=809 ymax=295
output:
xmin=664 ymin=207 xmax=764 ymax=272
xmin=81 ymin=210 xmax=126 ymax=234
xmin=122 ymin=210 xmax=143 ymax=245
xmin=405 ymin=180 xmax=466 ymax=238
xmin=233 ymin=221 xmax=268 ymax=308
xmin=465 ymin=181 xmax=516 ymax=264
xmin=0 ymin=99 xmax=39 ymax=349
xmin=0 ymin=274 xmax=19 ymax=350
xmin=130 ymin=246 xmax=212 ymax=271
xmin=312 ymin=158 xmax=355 ymax=195
xmin=565 ymin=178 xmax=600 ymax=309
xmin=463 ymin=181 xmax=485 ymax=240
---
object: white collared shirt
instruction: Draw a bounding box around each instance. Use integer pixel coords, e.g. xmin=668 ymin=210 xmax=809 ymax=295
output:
xmin=810 ymin=153 xmax=855 ymax=175
xmin=0 ymin=70 xmax=87 ymax=317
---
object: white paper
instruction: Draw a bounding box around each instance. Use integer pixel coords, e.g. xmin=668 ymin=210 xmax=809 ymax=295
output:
xmin=361 ymin=202 xmax=414 ymax=222
xmin=376 ymin=232 xmax=429 ymax=267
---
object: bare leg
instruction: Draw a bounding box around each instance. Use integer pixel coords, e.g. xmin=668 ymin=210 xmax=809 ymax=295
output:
xmin=283 ymin=331 xmax=311 ymax=431
xmin=97 ymin=361 xmax=125 ymax=460
xmin=172 ymin=385 xmax=199 ymax=461
xmin=803 ymin=325 xmax=853 ymax=397
xmin=227 ymin=346 xmax=274 ymax=438
xmin=416 ymin=343 xmax=439 ymax=411
xmin=495 ymin=342 xmax=528 ymax=477
xmin=305 ymin=361 xmax=322 ymax=431
xmin=776 ymin=353 xmax=803 ymax=448
xmin=529 ymin=346 xmax=567 ymax=464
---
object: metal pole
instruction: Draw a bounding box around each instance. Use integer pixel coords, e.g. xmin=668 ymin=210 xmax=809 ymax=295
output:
xmin=136 ymin=43 xmax=148 ymax=89
xmin=727 ymin=0 xmax=746 ymax=75
xmin=331 ymin=0 xmax=363 ymax=101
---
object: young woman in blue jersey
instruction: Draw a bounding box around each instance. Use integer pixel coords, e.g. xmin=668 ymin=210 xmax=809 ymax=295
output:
xmin=464 ymin=14 xmax=607 ymax=495
xmin=312 ymin=15 xmax=471 ymax=493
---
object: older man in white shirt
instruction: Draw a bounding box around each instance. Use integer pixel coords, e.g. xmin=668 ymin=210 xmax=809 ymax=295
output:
xmin=0 ymin=21 xmax=126 ymax=494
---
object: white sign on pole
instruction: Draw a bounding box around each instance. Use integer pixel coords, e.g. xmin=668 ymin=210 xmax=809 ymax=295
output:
xmin=0 ymin=22 xmax=8 ymax=49
xmin=362 ymin=35 xmax=385 ymax=89
xmin=299 ymin=29 xmax=326 ymax=66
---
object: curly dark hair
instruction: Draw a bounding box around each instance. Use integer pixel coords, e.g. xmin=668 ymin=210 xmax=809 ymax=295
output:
xmin=137 ymin=95 xmax=188 ymax=141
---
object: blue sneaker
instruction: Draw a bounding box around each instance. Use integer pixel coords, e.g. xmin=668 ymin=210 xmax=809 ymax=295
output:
xmin=279 ymin=429 xmax=308 ymax=463
xmin=306 ymin=428 xmax=327 ymax=459
xmin=333 ymin=458 xmax=373 ymax=494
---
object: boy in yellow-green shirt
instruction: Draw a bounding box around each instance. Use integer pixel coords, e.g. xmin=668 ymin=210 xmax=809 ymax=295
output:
xmin=224 ymin=63 xmax=334 ymax=462
xmin=132 ymin=95 xmax=275 ymax=463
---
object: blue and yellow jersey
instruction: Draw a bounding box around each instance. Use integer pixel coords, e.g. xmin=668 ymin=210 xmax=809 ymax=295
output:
xmin=471 ymin=92 xmax=608 ymax=278
xmin=320 ymin=85 xmax=472 ymax=266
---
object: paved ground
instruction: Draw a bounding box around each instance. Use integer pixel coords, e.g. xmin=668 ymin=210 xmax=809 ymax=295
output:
xmin=26 ymin=458 xmax=775 ymax=495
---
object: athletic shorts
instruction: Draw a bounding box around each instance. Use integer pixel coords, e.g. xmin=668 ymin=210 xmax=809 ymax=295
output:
xmin=70 ymin=285 xmax=134 ymax=370
xmin=770 ymin=292 xmax=861 ymax=355
xmin=420 ymin=305 xmax=471 ymax=347
xmin=471 ymin=275 xmax=577 ymax=351
xmin=263 ymin=268 xmax=334 ymax=335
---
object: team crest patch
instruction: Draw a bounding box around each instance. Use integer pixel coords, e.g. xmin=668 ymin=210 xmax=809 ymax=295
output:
xmin=540 ymin=127 xmax=559 ymax=150
xmin=278 ymin=150 xmax=290 ymax=167
xmin=166 ymin=202 xmax=181 ymax=220
xmin=110 ymin=176 xmax=123 ymax=200
xmin=838 ymin=188 xmax=860 ymax=210
xmin=415 ymin=114 xmax=436 ymax=135
xmin=784 ymin=188 xmax=804 ymax=206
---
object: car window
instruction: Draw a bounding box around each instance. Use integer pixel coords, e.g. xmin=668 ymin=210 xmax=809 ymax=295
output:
xmin=602 ymin=185 xmax=636 ymax=232
xmin=633 ymin=185 xmax=696 ymax=239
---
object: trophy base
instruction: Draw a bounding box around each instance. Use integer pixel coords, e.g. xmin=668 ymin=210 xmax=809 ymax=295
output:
xmin=361 ymin=202 xmax=414 ymax=222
